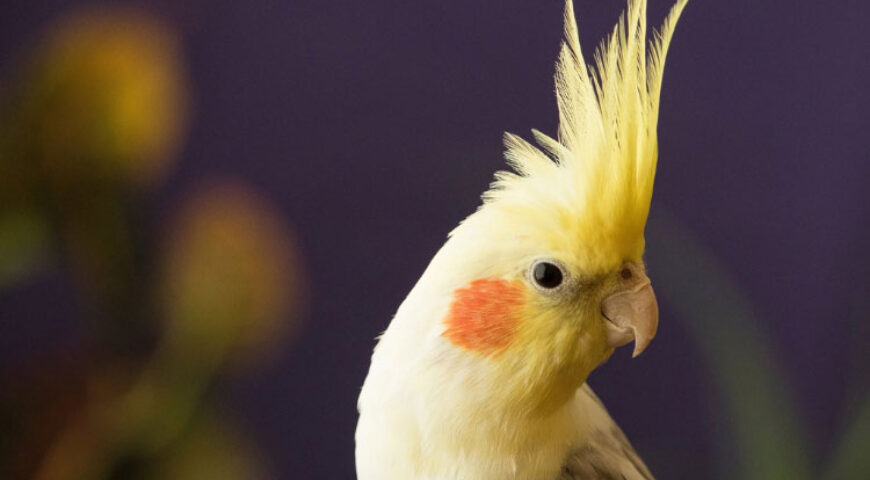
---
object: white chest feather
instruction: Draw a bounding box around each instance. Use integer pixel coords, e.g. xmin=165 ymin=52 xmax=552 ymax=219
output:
xmin=356 ymin=375 xmax=591 ymax=480
xmin=355 ymin=298 xmax=594 ymax=480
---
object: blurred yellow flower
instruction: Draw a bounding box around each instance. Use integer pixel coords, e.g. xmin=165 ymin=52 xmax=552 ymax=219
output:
xmin=160 ymin=179 xmax=304 ymax=369
xmin=15 ymin=7 xmax=188 ymax=188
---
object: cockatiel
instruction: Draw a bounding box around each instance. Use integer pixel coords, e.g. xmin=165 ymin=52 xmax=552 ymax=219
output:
xmin=356 ymin=0 xmax=687 ymax=478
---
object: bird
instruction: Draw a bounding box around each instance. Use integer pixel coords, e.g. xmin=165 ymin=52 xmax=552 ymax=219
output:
xmin=355 ymin=0 xmax=688 ymax=478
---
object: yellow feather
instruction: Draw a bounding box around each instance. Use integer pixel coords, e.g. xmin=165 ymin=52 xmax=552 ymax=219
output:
xmin=487 ymin=0 xmax=688 ymax=274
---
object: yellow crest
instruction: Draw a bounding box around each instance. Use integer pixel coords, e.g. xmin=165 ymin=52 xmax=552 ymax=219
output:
xmin=483 ymin=0 xmax=688 ymax=273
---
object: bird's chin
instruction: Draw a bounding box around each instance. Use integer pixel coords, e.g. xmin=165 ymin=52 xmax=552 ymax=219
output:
xmin=602 ymin=316 xmax=636 ymax=348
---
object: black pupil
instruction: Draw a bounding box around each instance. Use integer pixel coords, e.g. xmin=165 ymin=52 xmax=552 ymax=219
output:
xmin=533 ymin=262 xmax=563 ymax=288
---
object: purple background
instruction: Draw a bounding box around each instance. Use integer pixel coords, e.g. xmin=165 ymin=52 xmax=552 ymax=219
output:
xmin=2 ymin=0 xmax=868 ymax=477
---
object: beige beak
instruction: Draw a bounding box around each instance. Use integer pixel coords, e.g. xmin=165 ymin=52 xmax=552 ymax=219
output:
xmin=601 ymin=278 xmax=659 ymax=357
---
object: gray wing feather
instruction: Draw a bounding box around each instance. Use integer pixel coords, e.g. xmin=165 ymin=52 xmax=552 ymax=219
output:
xmin=557 ymin=384 xmax=654 ymax=480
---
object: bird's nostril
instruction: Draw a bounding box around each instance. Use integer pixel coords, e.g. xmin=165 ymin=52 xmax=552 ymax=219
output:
xmin=620 ymin=268 xmax=632 ymax=280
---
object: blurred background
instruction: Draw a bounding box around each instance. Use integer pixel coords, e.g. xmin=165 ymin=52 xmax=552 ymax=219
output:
xmin=0 ymin=0 xmax=867 ymax=478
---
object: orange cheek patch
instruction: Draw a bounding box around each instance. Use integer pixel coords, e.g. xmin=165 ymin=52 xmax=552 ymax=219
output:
xmin=443 ymin=278 xmax=525 ymax=356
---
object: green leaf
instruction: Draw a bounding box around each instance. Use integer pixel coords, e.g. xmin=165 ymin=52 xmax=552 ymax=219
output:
xmin=824 ymin=396 xmax=870 ymax=480
xmin=0 ymin=209 xmax=50 ymax=288
xmin=647 ymin=211 xmax=812 ymax=480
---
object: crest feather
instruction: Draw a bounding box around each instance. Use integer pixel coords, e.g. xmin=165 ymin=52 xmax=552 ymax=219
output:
xmin=492 ymin=0 xmax=688 ymax=265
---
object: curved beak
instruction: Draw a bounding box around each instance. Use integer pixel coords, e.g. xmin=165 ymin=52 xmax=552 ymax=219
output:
xmin=601 ymin=276 xmax=659 ymax=357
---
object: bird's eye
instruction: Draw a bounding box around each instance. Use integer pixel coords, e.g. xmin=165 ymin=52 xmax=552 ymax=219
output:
xmin=531 ymin=261 xmax=564 ymax=289
xmin=620 ymin=267 xmax=632 ymax=280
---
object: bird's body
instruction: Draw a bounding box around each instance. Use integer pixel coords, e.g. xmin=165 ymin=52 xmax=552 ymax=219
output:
xmin=356 ymin=0 xmax=688 ymax=478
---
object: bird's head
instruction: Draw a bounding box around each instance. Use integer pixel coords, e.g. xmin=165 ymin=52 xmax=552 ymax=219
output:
xmin=426 ymin=0 xmax=687 ymax=414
